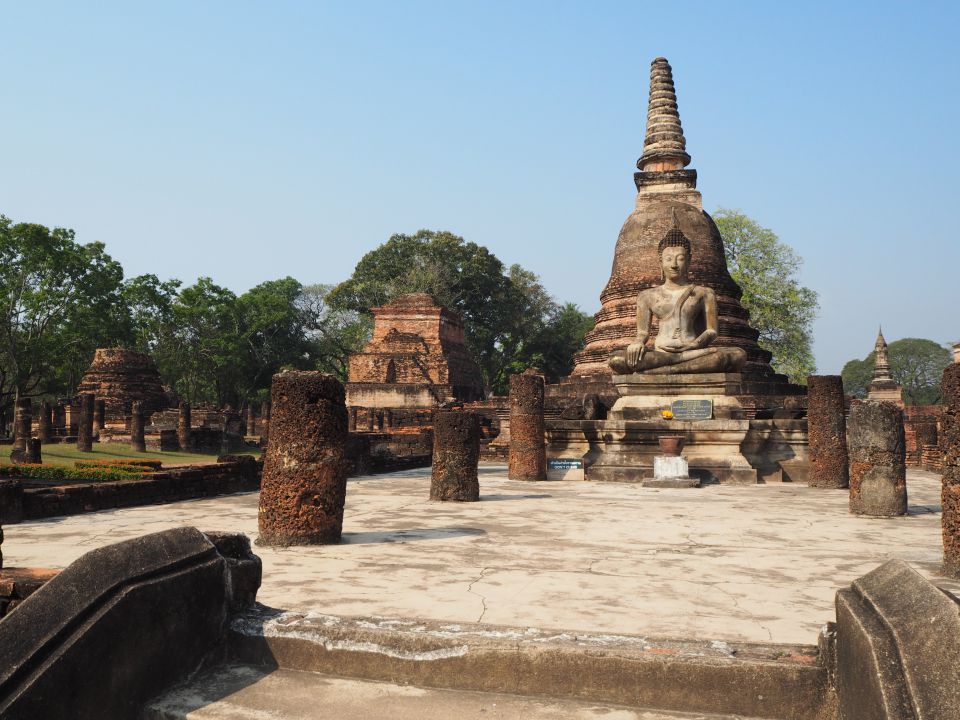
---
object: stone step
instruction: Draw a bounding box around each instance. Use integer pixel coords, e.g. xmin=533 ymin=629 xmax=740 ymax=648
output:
xmin=221 ymin=607 xmax=831 ymax=720
xmin=144 ymin=664 xmax=752 ymax=720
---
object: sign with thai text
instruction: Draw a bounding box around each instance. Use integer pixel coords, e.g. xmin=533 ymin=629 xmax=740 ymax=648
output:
xmin=669 ymin=399 xmax=713 ymax=421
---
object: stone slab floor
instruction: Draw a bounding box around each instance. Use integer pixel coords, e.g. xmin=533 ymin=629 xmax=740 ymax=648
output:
xmin=5 ymin=467 xmax=955 ymax=645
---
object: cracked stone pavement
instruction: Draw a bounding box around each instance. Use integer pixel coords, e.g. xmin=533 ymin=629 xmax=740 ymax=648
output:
xmin=5 ymin=466 xmax=956 ymax=645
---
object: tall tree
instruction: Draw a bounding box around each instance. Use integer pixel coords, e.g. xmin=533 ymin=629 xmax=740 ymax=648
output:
xmin=841 ymin=338 xmax=951 ymax=405
xmin=297 ymin=284 xmax=371 ymax=380
xmin=713 ymin=209 xmax=819 ymax=383
xmin=0 ymin=216 xmax=127 ymax=413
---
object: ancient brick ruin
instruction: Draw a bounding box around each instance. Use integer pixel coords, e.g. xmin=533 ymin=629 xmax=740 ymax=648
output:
xmin=941 ymin=364 xmax=960 ymax=574
xmin=258 ymin=371 xmax=350 ymax=545
xmin=430 ymin=411 xmax=480 ymax=501
xmin=346 ymin=293 xmax=484 ymax=409
xmin=75 ymin=347 xmax=171 ymax=422
xmin=848 ymin=401 xmax=907 ymax=517
xmin=508 ymin=371 xmax=546 ymax=481
xmin=865 ymin=329 xmax=904 ymax=405
xmin=806 ymin=376 xmax=849 ymax=489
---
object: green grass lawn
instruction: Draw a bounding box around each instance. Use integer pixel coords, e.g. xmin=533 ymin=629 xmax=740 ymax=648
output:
xmin=1 ymin=442 xmax=261 ymax=469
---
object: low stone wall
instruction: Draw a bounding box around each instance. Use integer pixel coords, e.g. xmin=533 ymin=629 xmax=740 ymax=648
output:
xmin=347 ymin=430 xmax=433 ymax=475
xmin=5 ymin=458 xmax=261 ymax=522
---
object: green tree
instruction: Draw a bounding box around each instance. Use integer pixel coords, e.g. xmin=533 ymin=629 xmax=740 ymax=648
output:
xmin=841 ymin=338 xmax=951 ymax=405
xmin=713 ymin=209 xmax=819 ymax=383
xmin=0 ymin=216 xmax=127 ymax=413
xmin=297 ymin=284 xmax=372 ymax=380
xmin=166 ymin=278 xmax=242 ymax=406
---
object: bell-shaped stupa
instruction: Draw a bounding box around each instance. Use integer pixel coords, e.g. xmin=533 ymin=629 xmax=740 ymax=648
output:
xmin=570 ymin=57 xmax=788 ymax=388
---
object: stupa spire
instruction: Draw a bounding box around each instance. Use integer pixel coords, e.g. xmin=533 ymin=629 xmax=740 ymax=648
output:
xmin=873 ymin=327 xmax=893 ymax=382
xmin=638 ymin=57 xmax=691 ymax=172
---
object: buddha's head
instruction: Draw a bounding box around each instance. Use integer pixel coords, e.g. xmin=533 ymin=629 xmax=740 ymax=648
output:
xmin=657 ymin=222 xmax=691 ymax=283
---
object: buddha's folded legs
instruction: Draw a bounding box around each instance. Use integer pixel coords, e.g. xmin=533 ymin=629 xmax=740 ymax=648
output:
xmin=609 ymin=346 xmax=746 ymax=375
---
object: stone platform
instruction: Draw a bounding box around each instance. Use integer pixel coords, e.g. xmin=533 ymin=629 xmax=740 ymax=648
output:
xmin=3 ymin=466 xmax=953 ymax=645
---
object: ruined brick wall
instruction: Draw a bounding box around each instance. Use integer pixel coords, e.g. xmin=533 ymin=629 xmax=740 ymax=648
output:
xmin=347 ymin=293 xmax=484 ymax=403
xmin=12 ymin=458 xmax=261 ymax=521
xmin=903 ymin=405 xmax=941 ymax=467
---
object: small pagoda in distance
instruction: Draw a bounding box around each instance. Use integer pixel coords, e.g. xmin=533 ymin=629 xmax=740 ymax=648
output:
xmin=866 ymin=329 xmax=903 ymax=406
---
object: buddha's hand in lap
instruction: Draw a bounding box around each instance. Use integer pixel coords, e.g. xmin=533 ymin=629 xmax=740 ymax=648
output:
xmin=625 ymin=343 xmax=646 ymax=367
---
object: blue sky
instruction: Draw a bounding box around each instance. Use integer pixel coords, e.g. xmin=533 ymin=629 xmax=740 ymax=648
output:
xmin=2 ymin=1 xmax=957 ymax=373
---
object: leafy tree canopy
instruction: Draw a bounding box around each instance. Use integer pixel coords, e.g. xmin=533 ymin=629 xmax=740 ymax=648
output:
xmin=841 ymin=337 xmax=951 ymax=405
xmin=714 ymin=209 xmax=819 ymax=384
xmin=327 ymin=229 xmax=592 ymax=393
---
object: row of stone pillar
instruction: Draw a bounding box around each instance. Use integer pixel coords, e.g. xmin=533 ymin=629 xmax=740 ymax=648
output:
xmin=807 ymin=375 xmax=908 ymax=515
xmin=257 ymin=369 xmax=549 ymax=546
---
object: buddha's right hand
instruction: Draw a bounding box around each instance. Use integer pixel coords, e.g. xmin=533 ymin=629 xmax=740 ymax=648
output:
xmin=626 ymin=343 xmax=646 ymax=368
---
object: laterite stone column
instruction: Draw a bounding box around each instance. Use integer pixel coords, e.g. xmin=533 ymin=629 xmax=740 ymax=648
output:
xmin=508 ymin=371 xmax=546 ymax=481
xmin=130 ymin=401 xmax=146 ymax=453
xmin=258 ymin=371 xmax=349 ymax=545
xmin=177 ymin=402 xmax=191 ymax=451
xmin=430 ymin=411 xmax=480 ymax=501
xmin=246 ymin=405 xmax=256 ymax=436
xmin=941 ymin=365 xmax=960 ymax=574
xmin=76 ymin=394 xmax=94 ymax=452
xmin=848 ymin=401 xmax=907 ymax=516
xmin=37 ymin=401 xmax=51 ymax=443
xmin=93 ymin=399 xmax=105 ymax=437
xmin=806 ymin=375 xmax=849 ymax=489
xmin=26 ymin=438 xmax=41 ymax=464
xmin=11 ymin=399 xmax=31 ymax=462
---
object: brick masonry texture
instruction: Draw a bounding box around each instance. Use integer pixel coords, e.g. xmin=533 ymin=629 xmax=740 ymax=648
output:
xmin=941 ymin=365 xmax=960 ymax=573
xmin=806 ymin=376 xmax=849 ymax=489
xmin=258 ymin=371 xmax=350 ymax=546
xmin=347 ymin=293 xmax=484 ymax=404
xmin=75 ymin=347 xmax=170 ymax=421
xmin=508 ymin=372 xmax=547 ymax=481
xmin=847 ymin=401 xmax=907 ymax=517
xmin=430 ymin=411 xmax=480 ymax=501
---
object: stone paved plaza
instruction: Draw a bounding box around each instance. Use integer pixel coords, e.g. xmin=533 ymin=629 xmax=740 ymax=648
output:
xmin=5 ymin=466 xmax=955 ymax=645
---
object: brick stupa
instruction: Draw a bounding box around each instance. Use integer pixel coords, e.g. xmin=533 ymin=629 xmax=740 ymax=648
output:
xmin=346 ymin=293 xmax=485 ymax=408
xmin=75 ymin=348 xmax=170 ymax=421
xmin=568 ymin=58 xmax=797 ymax=398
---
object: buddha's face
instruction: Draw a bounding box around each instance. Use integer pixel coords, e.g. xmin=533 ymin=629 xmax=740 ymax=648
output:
xmin=660 ymin=246 xmax=690 ymax=282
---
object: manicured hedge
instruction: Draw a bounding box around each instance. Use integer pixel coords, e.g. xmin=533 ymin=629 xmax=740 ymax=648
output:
xmin=1 ymin=464 xmax=144 ymax=482
xmin=74 ymin=459 xmax=162 ymax=470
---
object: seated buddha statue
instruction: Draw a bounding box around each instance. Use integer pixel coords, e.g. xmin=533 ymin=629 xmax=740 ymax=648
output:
xmin=608 ymin=220 xmax=747 ymax=375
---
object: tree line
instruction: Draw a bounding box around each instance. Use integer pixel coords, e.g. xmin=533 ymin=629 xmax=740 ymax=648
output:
xmin=2 ymin=210 xmax=829 ymax=421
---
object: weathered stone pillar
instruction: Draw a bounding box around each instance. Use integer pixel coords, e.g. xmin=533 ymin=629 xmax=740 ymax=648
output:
xmin=940 ymin=365 xmax=960 ymax=574
xmin=177 ymin=402 xmax=191 ymax=451
xmin=37 ymin=401 xmax=51 ymax=443
xmin=76 ymin=394 xmax=94 ymax=452
xmin=26 ymin=438 xmax=41 ymax=464
xmin=93 ymin=399 xmax=105 ymax=437
xmin=430 ymin=411 xmax=480 ymax=501
xmin=848 ymin=401 xmax=907 ymax=516
xmin=130 ymin=401 xmax=146 ymax=453
xmin=246 ymin=405 xmax=256 ymax=436
xmin=806 ymin=375 xmax=849 ymax=489
xmin=348 ymin=407 xmax=358 ymax=432
xmin=258 ymin=371 xmax=349 ymax=545
xmin=508 ymin=372 xmax=547 ymax=481
xmin=366 ymin=410 xmax=375 ymax=432
xmin=11 ymin=399 xmax=31 ymax=462
xmin=384 ymin=409 xmax=393 ymax=429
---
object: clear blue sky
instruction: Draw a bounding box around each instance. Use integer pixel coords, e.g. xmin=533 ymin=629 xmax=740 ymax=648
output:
xmin=2 ymin=1 xmax=957 ymax=373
